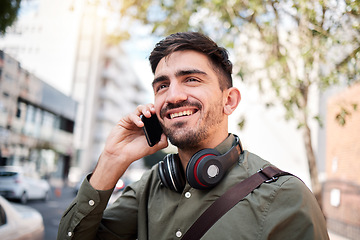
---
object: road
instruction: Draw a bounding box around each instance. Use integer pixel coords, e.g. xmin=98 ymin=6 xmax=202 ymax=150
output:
xmin=27 ymin=186 xmax=75 ymax=240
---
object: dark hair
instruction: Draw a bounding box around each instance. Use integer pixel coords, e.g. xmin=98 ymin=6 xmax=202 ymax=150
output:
xmin=149 ymin=32 xmax=233 ymax=90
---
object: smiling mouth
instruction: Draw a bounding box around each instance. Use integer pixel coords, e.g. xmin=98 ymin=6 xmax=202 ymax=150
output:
xmin=169 ymin=110 xmax=196 ymax=119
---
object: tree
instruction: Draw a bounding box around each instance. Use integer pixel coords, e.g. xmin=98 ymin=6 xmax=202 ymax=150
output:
xmin=0 ymin=0 xmax=21 ymax=35
xmin=120 ymin=0 xmax=360 ymax=206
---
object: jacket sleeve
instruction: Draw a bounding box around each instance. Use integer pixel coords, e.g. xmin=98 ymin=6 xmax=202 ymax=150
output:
xmin=260 ymin=176 xmax=329 ymax=240
xmin=57 ymin=174 xmax=113 ymax=240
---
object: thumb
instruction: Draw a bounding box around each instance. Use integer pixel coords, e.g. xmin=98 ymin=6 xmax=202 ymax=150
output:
xmin=151 ymin=134 xmax=168 ymax=152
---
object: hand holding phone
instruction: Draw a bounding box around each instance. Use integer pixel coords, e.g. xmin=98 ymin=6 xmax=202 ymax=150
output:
xmin=141 ymin=114 xmax=163 ymax=147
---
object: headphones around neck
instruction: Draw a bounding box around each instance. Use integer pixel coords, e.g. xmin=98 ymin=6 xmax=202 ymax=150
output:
xmin=158 ymin=135 xmax=243 ymax=193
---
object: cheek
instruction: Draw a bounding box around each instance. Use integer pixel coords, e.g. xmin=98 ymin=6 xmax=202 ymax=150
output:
xmin=154 ymin=97 xmax=164 ymax=116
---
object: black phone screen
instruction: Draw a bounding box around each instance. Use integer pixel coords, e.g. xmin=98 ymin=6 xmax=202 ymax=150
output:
xmin=141 ymin=114 xmax=163 ymax=147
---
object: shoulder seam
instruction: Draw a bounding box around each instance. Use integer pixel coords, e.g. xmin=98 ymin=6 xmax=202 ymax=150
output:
xmin=256 ymin=176 xmax=294 ymax=240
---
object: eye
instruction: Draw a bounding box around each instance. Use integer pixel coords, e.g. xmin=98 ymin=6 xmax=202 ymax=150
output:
xmin=186 ymin=77 xmax=200 ymax=83
xmin=155 ymin=83 xmax=168 ymax=93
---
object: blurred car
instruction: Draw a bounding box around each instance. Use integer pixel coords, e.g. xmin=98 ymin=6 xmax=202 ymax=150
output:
xmin=0 ymin=195 xmax=44 ymax=240
xmin=113 ymin=178 xmax=127 ymax=193
xmin=73 ymin=174 xmax=130 ymax=205
xmin=108 ymin=178 xmax=132 ymax=205
xmin=74 ymin=175 xmax=128 ymax=195
xmin=0 ymin=166 xmax=51 ymax=204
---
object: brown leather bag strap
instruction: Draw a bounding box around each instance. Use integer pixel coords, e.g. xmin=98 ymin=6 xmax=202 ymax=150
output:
xmin=181 ymin=166 xmax=291 ymax=240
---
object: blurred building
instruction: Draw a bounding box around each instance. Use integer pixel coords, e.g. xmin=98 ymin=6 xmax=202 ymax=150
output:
xmin=0 ymin=0 xmax=80 ymax=95
xmin=68 ymin=1 xmax=147 ymax=181
xmin=0 ymin=50 xmax=77 ymax=179
xmin=0 ymin=0 xmax=148 ymax=182
xmin=323 ymin=83 xmax=360 ymax=239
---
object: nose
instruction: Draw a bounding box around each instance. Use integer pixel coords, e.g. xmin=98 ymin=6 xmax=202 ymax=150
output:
xmin=165 ymin=82 xmax=187 ymax=104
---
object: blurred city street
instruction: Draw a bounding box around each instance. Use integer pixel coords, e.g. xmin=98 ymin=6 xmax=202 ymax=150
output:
xmin=27 ymin=184 xmax=75 ymax=240
xmin=1 ymin=1 xmax=359 ymax=239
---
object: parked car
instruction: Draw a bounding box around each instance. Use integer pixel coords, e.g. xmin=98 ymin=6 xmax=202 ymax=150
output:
xmin=0 ymin=195 xmax=44 ymax=240
xmin=113 ymin=178 xmax=127 ymax=193
xmin=0 ymin=166 xmax=51 ymax=204
xmin=74 ymin=175 xmax=129 ymax=195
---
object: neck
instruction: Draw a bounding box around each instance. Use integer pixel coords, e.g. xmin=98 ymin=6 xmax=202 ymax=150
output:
xmin=177 ymin=131 xmax=230 ymax=172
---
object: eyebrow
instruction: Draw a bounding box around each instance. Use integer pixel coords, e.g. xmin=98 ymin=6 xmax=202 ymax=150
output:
xmin=152 ymin=69 xmax=208 ymax=87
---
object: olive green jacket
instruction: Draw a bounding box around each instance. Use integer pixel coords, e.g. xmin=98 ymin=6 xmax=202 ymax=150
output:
xmin=58 ymin=140 xmax=329 ymax=239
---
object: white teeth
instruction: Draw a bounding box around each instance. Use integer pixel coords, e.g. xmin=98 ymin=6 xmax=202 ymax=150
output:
xmin=170 ymin=110 xmax=193 ymax=119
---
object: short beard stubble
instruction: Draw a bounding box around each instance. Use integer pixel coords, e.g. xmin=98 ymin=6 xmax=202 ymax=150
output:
xmin=162 ymin=98 xmax=224 ymax=150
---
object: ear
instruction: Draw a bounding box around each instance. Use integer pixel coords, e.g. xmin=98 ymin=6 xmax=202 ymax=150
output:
xmin=223 ymin=87 xmax=241 ymax=115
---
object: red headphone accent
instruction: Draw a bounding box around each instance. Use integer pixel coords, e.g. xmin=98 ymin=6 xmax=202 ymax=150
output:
xmin=193 ymin=154 xmax=216 ymax=187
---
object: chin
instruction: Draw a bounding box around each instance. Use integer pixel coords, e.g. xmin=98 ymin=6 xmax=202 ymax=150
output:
xmin=166 ymin=128 xmax=208 ymax=149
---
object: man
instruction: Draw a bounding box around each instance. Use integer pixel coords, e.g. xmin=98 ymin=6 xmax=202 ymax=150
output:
xmin=57 ymin=32 xmax=329 ymax=239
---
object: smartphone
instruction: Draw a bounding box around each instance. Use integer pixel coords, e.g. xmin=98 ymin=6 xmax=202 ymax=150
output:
xmin=141 ymin=114 xmax=163 ymax=147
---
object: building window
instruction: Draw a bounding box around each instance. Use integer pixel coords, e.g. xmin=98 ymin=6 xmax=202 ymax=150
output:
xmin=59 ymin=117 xmax=74 ymax=133
xmin=330 ymin=188 xmax=341 ymax=207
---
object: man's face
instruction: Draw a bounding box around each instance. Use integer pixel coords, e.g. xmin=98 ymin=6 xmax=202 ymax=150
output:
xmin=152 ymin=50 xmax=228 ymax=149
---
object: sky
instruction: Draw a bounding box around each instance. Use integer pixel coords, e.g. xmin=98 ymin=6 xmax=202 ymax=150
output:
xmin=122 ymin=25 xmax=160 ymax=101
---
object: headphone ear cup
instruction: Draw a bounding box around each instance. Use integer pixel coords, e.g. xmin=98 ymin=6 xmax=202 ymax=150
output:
xmin=186 ymin=149 xmax=224 ymax=190
xmin=158 ymin=160 xmax=171 ymax=190
xmin=158 ymin=154 xmax=185 ymax=193
xmin=169 ymin=154 xmax=186 ymax=192
xmin=159 ymin=135 xmax=242 ymax=192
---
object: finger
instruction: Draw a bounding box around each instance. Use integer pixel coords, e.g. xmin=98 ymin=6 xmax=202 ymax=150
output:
xmin=124 ymin=113 xmax=144 ymax=128
xmin=122 ymin=104 xmax=154 ymax=128
xmin=146 ymin=103 xmax=156 ymax=114
xmin=136 ymin=104 xmax=155 ymax=118
xmin=148 ymin=134 xmax=168 ymax=153
xmin=134 ymin=105 xmax=145 ymax=115
xmin=155 ymin=134 xmax=168 ymax=148
xmin=159 ymin=134 xmax=168 ymax=147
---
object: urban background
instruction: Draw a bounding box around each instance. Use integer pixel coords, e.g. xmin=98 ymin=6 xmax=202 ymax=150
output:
xmin=0 ymin=0 xmax=359 ymax=239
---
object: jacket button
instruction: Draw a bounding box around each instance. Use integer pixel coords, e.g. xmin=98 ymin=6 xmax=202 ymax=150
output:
xmin=89 ymin=200 xmax=95 ymax=206
xmin=176 ymin=230 xmax=182 ymax=238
